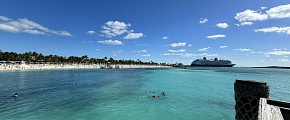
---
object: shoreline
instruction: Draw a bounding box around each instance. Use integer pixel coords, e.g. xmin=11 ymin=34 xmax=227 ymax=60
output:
xmin=251 ymin=66 xmax=290 ymax=69
xmin=0 ymin=64 xmax=172 ymax=71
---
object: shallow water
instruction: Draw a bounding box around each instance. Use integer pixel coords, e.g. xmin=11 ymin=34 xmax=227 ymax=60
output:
xmin=0 ymin=67 xmax=289 ymax=120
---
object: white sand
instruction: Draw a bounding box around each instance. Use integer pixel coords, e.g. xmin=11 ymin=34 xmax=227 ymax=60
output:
xmin=0 ymin=64 xmax=171 ymax=71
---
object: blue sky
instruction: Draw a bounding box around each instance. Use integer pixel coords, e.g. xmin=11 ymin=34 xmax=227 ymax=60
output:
xmin=1 ymin=0 xmax=290 ymax=67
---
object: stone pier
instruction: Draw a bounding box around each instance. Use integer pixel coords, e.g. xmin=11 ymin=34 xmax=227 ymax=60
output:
xmin=234 ymin=80 xmax=269 ymax=120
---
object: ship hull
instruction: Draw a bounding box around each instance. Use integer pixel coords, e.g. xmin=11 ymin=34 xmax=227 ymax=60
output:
xmin=190 ymin=64 xmax=235 ymax=67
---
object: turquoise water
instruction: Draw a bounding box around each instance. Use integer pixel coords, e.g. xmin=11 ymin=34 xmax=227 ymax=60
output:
xmin=1 ymin=67 xmax=290 ymax=120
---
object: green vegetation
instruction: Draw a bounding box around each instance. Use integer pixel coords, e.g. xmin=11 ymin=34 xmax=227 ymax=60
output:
xmin=0 ymin=50 xmax=165 ymax=65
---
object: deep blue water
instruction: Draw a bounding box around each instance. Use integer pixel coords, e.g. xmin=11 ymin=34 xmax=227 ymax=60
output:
xmin=0 ymin=67 xmax=290 ymax=120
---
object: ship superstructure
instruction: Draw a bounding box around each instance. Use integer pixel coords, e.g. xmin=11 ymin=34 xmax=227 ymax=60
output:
xmin=191 ymin=57 xmax=235 ymax=67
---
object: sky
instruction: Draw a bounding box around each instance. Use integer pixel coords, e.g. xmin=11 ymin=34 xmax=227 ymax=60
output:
xmin=1 ymin=0 xmax=290 ymax=67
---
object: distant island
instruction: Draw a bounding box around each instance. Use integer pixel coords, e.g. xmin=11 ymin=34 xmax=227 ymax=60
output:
xmin=0 ymin=50 xmax=170 ymax=65
xmin=251 ymin=66 xmax=290 ymax=69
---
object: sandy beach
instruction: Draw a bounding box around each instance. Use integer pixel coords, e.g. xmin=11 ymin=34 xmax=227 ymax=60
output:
xmin=0 ymin=64 xmax=171 ymax=71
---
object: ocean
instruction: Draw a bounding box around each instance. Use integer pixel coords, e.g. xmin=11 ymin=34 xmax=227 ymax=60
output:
xmin=1 ymin=67 xmax=290 ymax=120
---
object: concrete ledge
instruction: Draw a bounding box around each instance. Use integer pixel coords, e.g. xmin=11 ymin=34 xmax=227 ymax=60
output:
xmin=258 ymin=98 xmax=284 ymax=120
xmin=267 ymin=100 xmax=290 ymax=120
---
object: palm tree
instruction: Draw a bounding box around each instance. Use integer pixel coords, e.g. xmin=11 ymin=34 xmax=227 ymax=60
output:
xmin=59 ymin=56 xmax=66 ymax=63
xmin=103 ymin=57 xmax=108 ymax=64
xmin=44 ymin=55 xmax=50 ymax=63
xmin=49 ymin=54 xmax=53 ymax=62
xmin=0 ymin=50 xmax=2 ymax=60
xmin=32 ymin=51 xmax=38 ymax=61
xmin=81 ymin=55 xmax=89 ymax=64
xmin=51 ymin=55 xmax=59 ymax=63
xmin=0 ymin=50 xmax=163 ymax=66
xmin=108 ymin=57 xmax=115 ymax=64
xmin=22 ymin=52 xmax=32 ymax=63
xmin=37 ymin=53 xmax=44 ymax=62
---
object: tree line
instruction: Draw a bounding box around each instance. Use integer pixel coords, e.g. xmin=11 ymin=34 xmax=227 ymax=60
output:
xmin=0 ymin=50 xmax=163 ymax=65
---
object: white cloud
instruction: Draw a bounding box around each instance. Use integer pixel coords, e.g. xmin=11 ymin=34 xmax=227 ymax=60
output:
xmin=0 ymin=16 xmax=72 ymax=36
xmin=199 ymin=18 xmax=208 ymax=24
xmin=187 ymin=44 xmax=192 ymax=47
xmin=137 ymin=44 xmax=150 ymax=46
xmin=134 ymin=50 xmax=147 ymax=53
xmin=278 ymin=59 xmax=289 ymax=62
xmin=112 ymin=50 xmax=123 ymax=54
xmin=170 ymin=42 xmax=187 ymax=47
xmin=0 ymin=24 xmax=20 ymax=33
xmin=254 ymin=27 xmax=290 ymax=35
xmin=17 ymin=18 xmax=49 ymax=31
xmin=216 ymin=23 xmax=229 ymax=28
xmin=160 ymin=53 xmax=183 ymax=56
xmin=100 ymin=30 xmax=116 ymax=37
xmin=23 ymin=29 xmax=45 ymax=35
xmin=261 ymin=7 xmax=267 ymax=10
xmin=100 ymin=21 xmax=143 ymax=40
xmin=0 ymin=16 xmax=12 ymax=21
xmin=220 ymin=46 xmax=228 ymax=48
xmin=87 ymin=30 xmax=95 ymax=35
xmin=168 ymin=49 xmax=185 ymax=53
xmin=160 ymin=52 xmax=218 ymax=58
xmin=199 ymin=47 xmax=210 ymax=51
xmin=54 ymin=31 xmax=72 ymax=36
xmin=199 ymin=53 xmax=219 ymax=57
xmin=183 ymin=53 xmax=195 ymax=57
xmin=257 ymin=51 xmax=264 ymax=54
xmin=140 ymin=54 xmax=151 ymax=57
xmin=206 ymin=34 xmax=226 ymax=39
xmin=266 ymin=51 xmax=290 ymax=55
xmin=160 ymin=53 xmax=193 ymax=57
xmin=273 ymin=48 xmax=287 ymax=51
xmin=266 ymin=4 xmax=290 ymax=19
xmin=173 ymin=59 xmax=179 ymax=63
xmin=162 ymin=36 xmax=169 ymax=39
xmin=101 ymin=21 xmax=130 ymax=37
xmin=235 ymin=22 xmax=253 ymax=26
xmin=234 ymin=48 xmax=253 ymax=52
xmin=123 ymin=33 xmax=143 ymax=39
xmin=97 ymin=39 xmax=123 ymax=45
xmin=234 ymin=4 xmax=290 ymax=28
xmin=235 ymin=9 xmax=268 ymax=22
xmin=265 ymin=55 xmax=271 ymax=57
xmin=241 ymin=22 xmax=253 ymax=26
xmin=160 ymin=53 xmax=171 ymax=56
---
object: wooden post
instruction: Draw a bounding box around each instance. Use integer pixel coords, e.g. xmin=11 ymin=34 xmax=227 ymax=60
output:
xmin=234 ymin=80 xmax=269 ymax=120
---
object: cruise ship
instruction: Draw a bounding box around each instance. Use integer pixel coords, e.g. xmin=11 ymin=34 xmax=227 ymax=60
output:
xmin=191 ymin=57 xmax=235 ymax=67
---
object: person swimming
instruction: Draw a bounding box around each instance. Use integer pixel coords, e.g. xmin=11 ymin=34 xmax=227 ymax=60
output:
xmin=153 ymin=95 xmax=159 ymax=98
xmin=161 ymin=92 xmax=165 ymax=96
xmin=147 ymin=95 xmax=159 ymax=98
xmin=145 ymin=91 xmax=155 ymax=93
xmin=13 ymin=93 xmax=18 ymax=97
